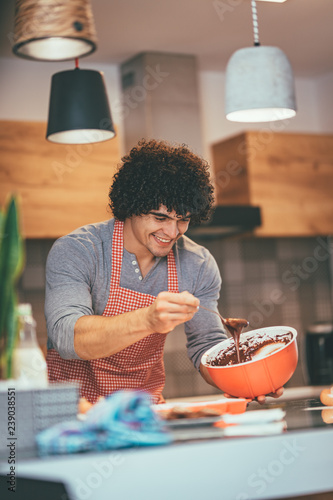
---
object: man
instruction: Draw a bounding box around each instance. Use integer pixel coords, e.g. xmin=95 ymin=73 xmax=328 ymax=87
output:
xmin=45 ymin=139 xmax=281 ymax=404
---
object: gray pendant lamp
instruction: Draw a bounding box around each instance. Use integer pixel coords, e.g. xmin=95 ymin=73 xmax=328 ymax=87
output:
xmin=12 ymin=0 xmax=97 ymax=61
xmin=225 ymin=0 xmax=296 ymax=122
xmin=46 ymin=61 xmax=115 ymax=144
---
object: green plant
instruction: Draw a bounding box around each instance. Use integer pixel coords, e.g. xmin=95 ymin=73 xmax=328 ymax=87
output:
xmin=0 ymin=195 xmax=25 ymax=379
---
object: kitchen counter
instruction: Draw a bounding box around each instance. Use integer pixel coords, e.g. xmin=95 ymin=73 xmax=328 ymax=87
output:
xmin=1 ymin=387 xmax=332 ymax=500
xmin=166 ymin=385 xmax=330 ymax=404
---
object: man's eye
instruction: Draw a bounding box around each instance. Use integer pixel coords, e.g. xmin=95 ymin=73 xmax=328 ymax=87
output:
xmin=155 ymin=217 xmax=166 ymax=221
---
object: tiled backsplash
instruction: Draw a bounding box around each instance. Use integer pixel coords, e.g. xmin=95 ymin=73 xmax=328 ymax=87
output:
xmin=17 ymin=239 xmax=55 ymax=354
xmin=18 ymin=236 xmax=333 ymax=399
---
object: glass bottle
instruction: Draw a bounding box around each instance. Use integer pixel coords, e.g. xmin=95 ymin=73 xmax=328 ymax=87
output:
xmin=12 ymin=303 xmax=49 ymax=388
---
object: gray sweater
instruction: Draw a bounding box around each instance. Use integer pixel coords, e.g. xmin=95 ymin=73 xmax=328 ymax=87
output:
xmin=45 ymin=219 xmax=227 ymax=371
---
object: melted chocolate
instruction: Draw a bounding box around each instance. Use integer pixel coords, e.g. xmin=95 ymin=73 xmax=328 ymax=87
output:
xmin=224 ymin=318 xmax=249 ymax=363
xmin=207 ymin=331 xmax=293 ymax=366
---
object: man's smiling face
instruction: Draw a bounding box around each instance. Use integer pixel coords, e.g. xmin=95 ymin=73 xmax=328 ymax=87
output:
xmin=126 ymin=205 xmax=191 ymax=258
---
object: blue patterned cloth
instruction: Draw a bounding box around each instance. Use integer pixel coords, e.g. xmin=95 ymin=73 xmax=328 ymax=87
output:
xmin=36 ymin=390 xmax=171 ymax=456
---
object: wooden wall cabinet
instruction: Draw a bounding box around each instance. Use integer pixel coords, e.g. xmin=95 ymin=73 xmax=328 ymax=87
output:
xmin=0 ymin=120 xmax=120 ymax=238
xmin=211 ymin=131 xmax=333 ymax=237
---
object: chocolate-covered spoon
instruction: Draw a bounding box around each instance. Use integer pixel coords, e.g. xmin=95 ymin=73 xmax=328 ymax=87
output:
xmin=199 ymin=305 xmax=249 ymax=363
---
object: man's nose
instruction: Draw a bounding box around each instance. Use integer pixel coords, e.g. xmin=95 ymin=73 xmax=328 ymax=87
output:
xmin=165 ymin=220 xmax=179 ymax=239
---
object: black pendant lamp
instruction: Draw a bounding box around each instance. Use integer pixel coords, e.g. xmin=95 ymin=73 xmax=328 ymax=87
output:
xmin=46 ymin=60 xmax=115 ymax=144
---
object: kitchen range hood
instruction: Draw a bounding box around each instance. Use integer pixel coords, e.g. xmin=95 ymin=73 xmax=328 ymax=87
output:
xmin=120 ymin=52 xmax=262 ymax=238
xmin=187 ymin=205 xmax=261 ymax=239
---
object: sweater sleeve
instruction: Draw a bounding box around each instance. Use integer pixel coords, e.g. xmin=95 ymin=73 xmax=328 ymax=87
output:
xmin=44 ymin=235 xmax=97 ymax=360
xmin=184 ymin=249 xmax=227 ymax=371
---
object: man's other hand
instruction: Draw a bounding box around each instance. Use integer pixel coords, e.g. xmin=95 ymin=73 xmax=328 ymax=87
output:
xmin=224 ymin=387 xmax=284 ymax=404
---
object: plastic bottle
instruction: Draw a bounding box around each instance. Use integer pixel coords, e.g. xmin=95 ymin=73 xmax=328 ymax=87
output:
xmin=12 ymin=303 xmax=49 ymax=388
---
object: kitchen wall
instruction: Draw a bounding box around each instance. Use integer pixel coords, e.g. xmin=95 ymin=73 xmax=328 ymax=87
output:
xmin=16 ymin=239 xmax=54 ymax=354
xmin=1 ymin=56 xmax=333 ymax=398
xmin=1 ymin=57 xmax=333 ymax=153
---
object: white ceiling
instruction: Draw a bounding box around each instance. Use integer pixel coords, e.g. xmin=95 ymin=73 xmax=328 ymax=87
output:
xmin=1 ymin=0 xmax=333 ymax=78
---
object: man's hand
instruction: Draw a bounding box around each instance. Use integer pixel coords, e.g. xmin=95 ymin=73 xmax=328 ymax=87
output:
xmin=74 ymin=291 xmax=199 ymax=359
xmin=145 ymin=291 xmax=199 ymax=334
xmin=224 ymin=387 xmax=284 ymax=404
xmin=255 ymin=387 xmax=284 ymax=404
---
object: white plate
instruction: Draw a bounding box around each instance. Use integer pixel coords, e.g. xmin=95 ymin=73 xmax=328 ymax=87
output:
xmin=161 ymin=416 xmax=222 ymax=428
xmin=222 ymin=408 xmax=286 ymax=424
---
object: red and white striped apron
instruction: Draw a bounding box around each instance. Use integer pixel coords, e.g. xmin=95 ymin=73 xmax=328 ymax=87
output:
xmin=47 ymin=220 xmax=179 ymax=404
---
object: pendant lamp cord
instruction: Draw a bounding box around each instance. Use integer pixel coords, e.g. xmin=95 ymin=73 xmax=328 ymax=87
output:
xmin=251 ymin=0 xmax=260 ymax=46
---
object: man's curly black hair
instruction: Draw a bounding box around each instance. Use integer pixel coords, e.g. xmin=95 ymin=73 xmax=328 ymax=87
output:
xmin=108 ymin=139 xmax=215 ymax=226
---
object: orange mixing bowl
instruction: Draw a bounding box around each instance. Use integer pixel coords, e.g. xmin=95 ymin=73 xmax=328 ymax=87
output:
xmin=201 ymin=326 xmax=298 ymax=399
